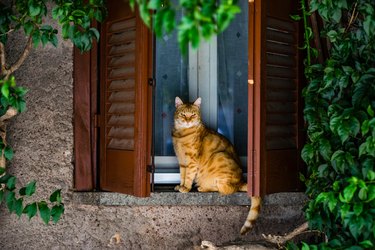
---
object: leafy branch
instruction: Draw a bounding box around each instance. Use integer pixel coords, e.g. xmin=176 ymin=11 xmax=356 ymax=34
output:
xmin=128 ymin=0 xmax=241 ymax=54
xmin=0 ymin=0 xmax=107 ymax=224
xmin=292 ymin=0 xmax=375 ymax=248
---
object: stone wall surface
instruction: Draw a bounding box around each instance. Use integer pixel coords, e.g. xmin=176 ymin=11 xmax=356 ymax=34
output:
xmin=0 ymin=6 xmax=307 ymax=250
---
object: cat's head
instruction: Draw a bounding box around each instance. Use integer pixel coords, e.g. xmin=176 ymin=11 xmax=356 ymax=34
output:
xmin=174 ymin=96 xmax=202 ymax=129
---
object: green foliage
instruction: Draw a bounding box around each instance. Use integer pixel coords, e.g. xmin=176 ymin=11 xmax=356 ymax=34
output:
xmin=0 ymin=76 xmax=27 ymax=115
xmin=0 ymin=1 xmax=105 ymax=224
xmin=0 ymin=174 xmax=64 ymax=224
xmin=296 ymin=0 xmax=375 ymax=248
xmin=0 ymin=0 xmax=106 ymax=51
xmin=0 ymin=77 xmax=64 ymax=224
xmin=129 ymin=0 xmax=241 ymax=54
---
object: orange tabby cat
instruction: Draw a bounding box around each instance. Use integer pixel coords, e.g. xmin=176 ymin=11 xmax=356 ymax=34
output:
xmin=172 ymin=96 xmax=261 ymax=234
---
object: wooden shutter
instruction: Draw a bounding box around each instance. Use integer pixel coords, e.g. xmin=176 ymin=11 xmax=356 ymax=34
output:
xmin=248 ymin=0 xmax=304 ymax=196
xmin=99 ymin=0 xmax=152 ymax=196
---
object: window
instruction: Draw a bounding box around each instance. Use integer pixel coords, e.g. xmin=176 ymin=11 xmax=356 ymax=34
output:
xmin=74 ymin=0 xmax=305 ymax=197
xmin=154 ymin=0 xmax=249 ymax=184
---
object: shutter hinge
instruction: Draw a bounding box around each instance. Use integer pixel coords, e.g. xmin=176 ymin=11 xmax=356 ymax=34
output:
xmin=94 ymin=114 xmax=101 ymax=128
xmin=148 ymin=78 xmax=156 ymax=87
xmin=147 ymin=164 xmax=155 ymax=173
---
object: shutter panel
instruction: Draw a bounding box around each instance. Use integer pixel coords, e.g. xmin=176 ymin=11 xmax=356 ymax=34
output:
xmin=100 ymin=0 xmax=151 ymax=196
xmin=248 ymin=0 xmax=303 ymax=196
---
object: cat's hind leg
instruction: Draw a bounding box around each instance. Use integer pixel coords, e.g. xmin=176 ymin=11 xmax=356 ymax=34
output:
xmin=216 ymin=179 xmax=238 ymax=195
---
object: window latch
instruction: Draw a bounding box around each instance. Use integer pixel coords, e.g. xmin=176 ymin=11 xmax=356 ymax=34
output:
xmin=148 ymin=78 xmax=156 ymax=87
xmin=147 ymin=164 xmax=155 ymax=173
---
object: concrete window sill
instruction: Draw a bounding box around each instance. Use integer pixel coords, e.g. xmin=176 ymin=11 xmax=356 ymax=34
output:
xmin=72 ymin=191 xmax=307 ymax=206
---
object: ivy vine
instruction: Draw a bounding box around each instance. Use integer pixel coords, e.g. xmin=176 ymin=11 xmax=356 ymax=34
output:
xmin=0 ymin=0 xmax=106 ymax=224
xmin=292 ymin=0 xmax=375 ymax=249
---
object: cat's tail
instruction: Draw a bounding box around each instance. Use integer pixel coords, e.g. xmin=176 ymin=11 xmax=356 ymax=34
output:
xmin=240 ymin=196 xmax=261 ymax=235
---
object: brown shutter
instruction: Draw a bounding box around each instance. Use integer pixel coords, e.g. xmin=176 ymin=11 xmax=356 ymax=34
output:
xmin=99 ymin=0 xmax=152 ymax=196
xmin=248 ymin=0 xmax=304 ymax=196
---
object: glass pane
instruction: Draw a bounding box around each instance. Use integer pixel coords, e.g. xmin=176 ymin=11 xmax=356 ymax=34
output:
xmin=154 ymin=10 xmax=188 ymax=156
xmin=217 ymin=1 xmax=248 ymax=160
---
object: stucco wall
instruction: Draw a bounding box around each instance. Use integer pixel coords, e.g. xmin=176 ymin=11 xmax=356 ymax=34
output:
xmin=0 ymin=9 xmax=307 ymax=250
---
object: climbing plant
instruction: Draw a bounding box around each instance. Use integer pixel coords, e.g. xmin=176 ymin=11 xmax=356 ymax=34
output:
xmin=0 ymin=0 xmax=106 ymax=224
xmin=129 ymin=0 xmax=241 ymax=54
xmin=295 ymin=0 xmax=375 ymax=248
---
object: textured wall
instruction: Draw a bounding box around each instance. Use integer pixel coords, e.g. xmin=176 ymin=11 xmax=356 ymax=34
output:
xmin=0 ymin=7 xmax=307 ymax=250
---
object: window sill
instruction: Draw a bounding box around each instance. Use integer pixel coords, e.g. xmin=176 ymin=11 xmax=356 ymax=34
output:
xmin=72 ymin=191 xmax=307 ymax=206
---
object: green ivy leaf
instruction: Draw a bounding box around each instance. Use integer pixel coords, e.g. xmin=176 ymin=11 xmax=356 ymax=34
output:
xmin=25 ymin=180 xmax=36 ymax=196
xmin=29 ymin=4 xmax=42 ymax=17
xmin=6 ymin=191 xmax=15 ymax=212
xmin=302 ymin=144 xmax=314 ymax=163
xmin=353 ymin=203 xmax=363 ymax=216
xmin=342 ymin=184 xmax=357 ymax=202
xmin=51 ymin=204 xmax=64 ymax=223
xmin=367 ymin=170 xmax=375 ymax=181
xmin=38 ymin=201 xmax=50 ymax=224
xmin=331 ymin=8 xmax=342 ymax=23
xmin=361 ymin=120 xmax=370 ymax=135
xmin=0 ymin=173 xmax=11 ymax=184
xmin=327 ymin=192 xmax=337 ymax=212
xmin=358 ymin=187 xmax=368 ymax=200
xmin=23 ymin=21 xmax=34 ymax=35
xmin=49 ymin=189 xmax=62 ymax=203
xmin=367 ymin=105 xmax=375 ymax=117
xmin=15 ymin=198 xmax=23 ymax=217
xmin=360 ymin=240 xmax=374 ymax=248
xmin=363 ymin=15 xmax=375 ymax=36
xmin=23 ymin=202 xmax=37 ymax=221
xmin=4 ymin=146 xmax=14 ymax=161
xmin=1 ymin=83 xmax=10 ymax=99
xmin=6 ymin=176 xmax=16 ymax=191
xmin=319 ymin=138 xmax=332 ymax=160
xmin=367 ymin=185 xmax=375 ymax=202
xmin=0 ymin=189 xmax=4 ymax=204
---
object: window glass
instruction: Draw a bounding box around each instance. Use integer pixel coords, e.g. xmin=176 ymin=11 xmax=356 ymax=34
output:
xmin=154 ymin=8 xmax=188 ymax=157
xmin=154 ymin=2 xmax=248 ymax=180
xmin=218 ymin=0 xmax=248 ymax=159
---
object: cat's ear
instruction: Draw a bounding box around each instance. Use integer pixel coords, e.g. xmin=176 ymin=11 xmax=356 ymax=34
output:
xmin=193 ymin=97 xmax=202 ymax=107
xmin=175 ymin=96 xmax=183 ymax=107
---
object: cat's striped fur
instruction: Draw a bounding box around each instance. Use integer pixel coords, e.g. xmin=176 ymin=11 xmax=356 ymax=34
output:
xmin=172 ymin=96 xmax=261 ymax=235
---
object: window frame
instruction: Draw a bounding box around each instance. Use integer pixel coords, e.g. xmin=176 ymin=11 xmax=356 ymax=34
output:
xmin=73 ymin=0 xmax=305 ymax=197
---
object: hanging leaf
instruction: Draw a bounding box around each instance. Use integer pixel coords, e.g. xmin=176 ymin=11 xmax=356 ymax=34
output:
xmin=23 ymin=202 xmax=37 ymax=220
xmin=38 ymin=201 xmax=51 ymax=224
xmin=51 ymin=204 xmax=65 ymax=223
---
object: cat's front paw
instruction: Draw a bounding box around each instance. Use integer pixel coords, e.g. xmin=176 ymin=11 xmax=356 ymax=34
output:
xmin=175 ymin=185 xmax=191 ymax=193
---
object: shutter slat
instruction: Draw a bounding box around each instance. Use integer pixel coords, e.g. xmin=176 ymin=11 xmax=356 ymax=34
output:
xmin=108 ymin=18 xmax=136 ymax=33
xmin=266 ymin=102 xmax=297 ymax=114
xmin=267 ymin=77 xmax=296 ymax=90
xmin=109 ymin=42 xmax=136 ymax=55
xmin=266 ymin=41 xmax=296 ymax=56
xmin=108 ymin=79 xmax=135 ymax=91
xmin=266 ymin=28 xmax=295 ymax=44
xmin=267 ymin=17 xmax=296 ymax=32
xmin=267 ymin=52 xmax=296 ymax=67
